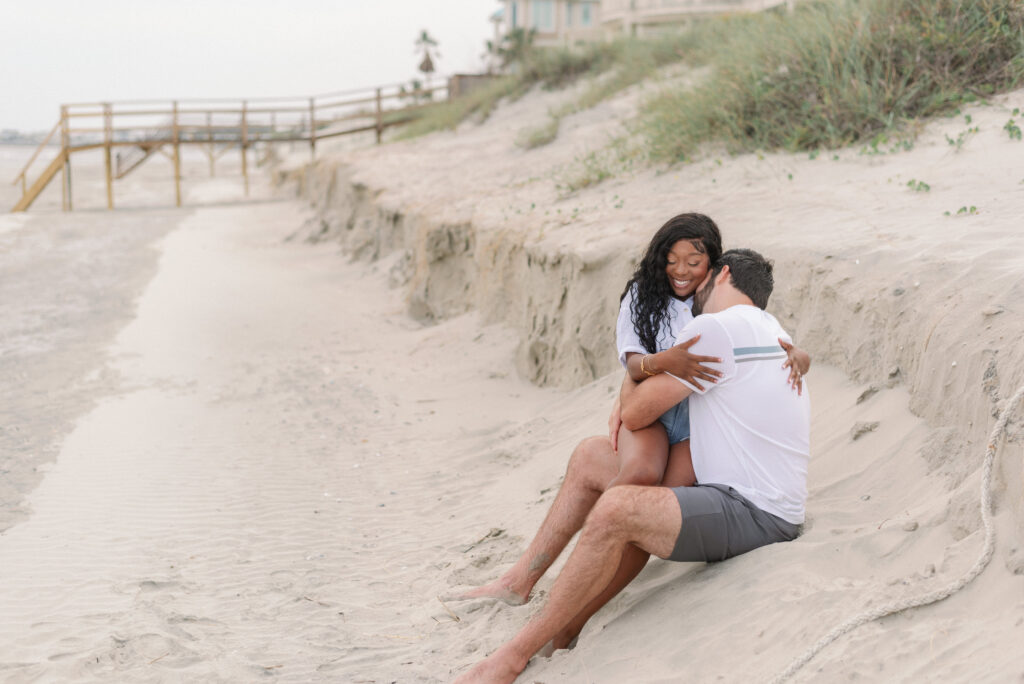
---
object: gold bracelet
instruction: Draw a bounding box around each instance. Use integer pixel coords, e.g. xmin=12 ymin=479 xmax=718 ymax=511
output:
xmin=641 ymin=355 xmax=656 ymax=376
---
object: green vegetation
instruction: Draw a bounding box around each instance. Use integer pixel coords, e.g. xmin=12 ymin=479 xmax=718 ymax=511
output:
xmin=945 ymin=126 xmax=980 ymax=151
xmin=906 ymin=179 xmax=931 ymax=192
xmin=399 ymin=31 xmax=707 ymax=140
xmin=395 ymin=77 xmax=522 ymax=139
xmin=401 ymin=0 xmax=1024 ymax=187
xmin=558 ymin=148 xmax=616 ymax=191
xmin=1005 ymin=117 xmax=1023 ymax=140
xmin=515 ymin=116 xmax=560 ymax=149
xmin=641 ymin=0 xmax=1024 ymax=162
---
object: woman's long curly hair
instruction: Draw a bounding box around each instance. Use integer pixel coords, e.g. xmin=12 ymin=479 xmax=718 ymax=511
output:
xmin=620 ymin=213 xmax=723 ymax=354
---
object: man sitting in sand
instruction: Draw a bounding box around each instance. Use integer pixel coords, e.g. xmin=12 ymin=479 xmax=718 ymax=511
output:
xmin=452 ymin=249 xmax=809 ymax=683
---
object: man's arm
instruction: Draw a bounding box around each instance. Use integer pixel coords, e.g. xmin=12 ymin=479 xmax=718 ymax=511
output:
xmin=619 ymin=373 xmax=693 ymax=432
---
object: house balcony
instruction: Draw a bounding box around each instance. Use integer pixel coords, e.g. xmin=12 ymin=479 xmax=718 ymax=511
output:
xmin=601 ymin=0 xmax=789 ymax=34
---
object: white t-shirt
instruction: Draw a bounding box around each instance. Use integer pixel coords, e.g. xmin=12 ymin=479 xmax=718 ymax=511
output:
xmin=670 ymin=305 xmax=810 ymax=524
xmin=615 ymin=284 xmax=694 ymax=368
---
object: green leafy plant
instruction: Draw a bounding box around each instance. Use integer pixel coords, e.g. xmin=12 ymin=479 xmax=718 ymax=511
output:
xmin=906 ymin=179 xmax=931 ymax=192
xmin=641 ymin=0 xmax=1024 ymax=162
xmin=946 ymin=127 xmax=980 ymax=150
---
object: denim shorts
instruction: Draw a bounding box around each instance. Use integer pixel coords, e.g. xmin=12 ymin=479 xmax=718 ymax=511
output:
xmin=658 ymin=398 xmax=690 ymax=444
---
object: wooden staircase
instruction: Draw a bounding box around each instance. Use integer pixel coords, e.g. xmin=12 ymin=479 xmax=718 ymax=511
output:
xmin=9 ymin=82 xmax=450 ymax=212
xmin=115 ymin=141 xmax=165 ymax=180
xmin=11 ymin=150 xmax=66 ymax=212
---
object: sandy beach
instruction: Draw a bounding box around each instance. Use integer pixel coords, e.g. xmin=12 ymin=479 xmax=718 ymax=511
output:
xmin=2 ymin=70 xmax=1023 ymax=684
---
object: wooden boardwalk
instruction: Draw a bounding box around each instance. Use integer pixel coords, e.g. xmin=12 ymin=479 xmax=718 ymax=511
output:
xmin=10 ymin=82 xmax=447 ymax=212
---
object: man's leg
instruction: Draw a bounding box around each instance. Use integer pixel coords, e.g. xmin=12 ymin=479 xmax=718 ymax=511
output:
xmin=453 ymin=485 xmax=681 ymax=684
xmin=451 ymin=436 xmax=621 ymax=605
xmin=545 ymin=439 xmax=694 ymax=650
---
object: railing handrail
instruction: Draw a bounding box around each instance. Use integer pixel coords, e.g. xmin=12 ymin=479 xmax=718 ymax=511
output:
xmin=11 ymin=74 xmax=467 ymax=210
xmin=57 ymin=87 xmax=449 ymax=127
xmin=59 ymin=77 xmax=451 ymax=110
xmin=11 ymin=120 xmax=61 ymax=186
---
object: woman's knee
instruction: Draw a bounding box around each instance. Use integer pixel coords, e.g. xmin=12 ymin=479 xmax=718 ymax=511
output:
xmin=611 ymin=460 xmax=663 ymax=487
xmin=569 ymin=435 xmax=614 ymax=473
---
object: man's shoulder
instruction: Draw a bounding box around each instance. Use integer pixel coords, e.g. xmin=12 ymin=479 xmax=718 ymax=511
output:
xmin=681 ymin=313 xmax=734 ymax=352
xmin=685 ymin=311 xmax=728 ymax=334
xmin=688 ymin=307 xmax=746 ymax=331
xmin=708 ymin=305 xmax=785 ymax=332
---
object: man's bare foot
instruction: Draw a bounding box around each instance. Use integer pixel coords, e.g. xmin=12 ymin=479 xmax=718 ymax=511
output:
xmin=442 ymin=577 xmax=530 ymax=606
xmin=452 ymin=646 xmax=528 ymax=684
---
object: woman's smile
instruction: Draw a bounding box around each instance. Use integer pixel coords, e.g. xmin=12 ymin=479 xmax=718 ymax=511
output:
xmin=665 ymin=240 xmax=709 ymax=299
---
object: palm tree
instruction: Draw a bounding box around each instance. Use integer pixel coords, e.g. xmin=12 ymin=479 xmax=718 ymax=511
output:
xmin=415 ymin=30 xmax=440 ymax=91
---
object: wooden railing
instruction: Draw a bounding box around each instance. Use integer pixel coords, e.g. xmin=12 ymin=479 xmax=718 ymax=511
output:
xmin=10 ymin=80 xmax=449 ymax=212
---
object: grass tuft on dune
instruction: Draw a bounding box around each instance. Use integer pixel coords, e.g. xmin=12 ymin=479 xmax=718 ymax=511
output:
xmin=641 ymin=0 xmax=1024 ymax=160
xmin=398 ymin=33 xmax=707 ymax=138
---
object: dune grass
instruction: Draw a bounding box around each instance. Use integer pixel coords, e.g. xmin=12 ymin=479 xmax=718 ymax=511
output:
xmin=399 ymin=33 xmax=711 ymax=139
xmin=400 ymin=0 xmax=1024 ymax=174
xmin=515 ymin=116 xmax=561 ymax=149
xmin=640 ymin=0 xmax=1024 ymax=161
xmin=395 ymin=77 xmax=523 ymax=139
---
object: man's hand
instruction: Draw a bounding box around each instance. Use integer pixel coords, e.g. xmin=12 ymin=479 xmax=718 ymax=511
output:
xmin=608 ymin=396 xmax=622 ymax=452
xmin=654 ymin=335 xmax=722 ymax=391
xmin=779 ymin=338 xmax=811 ymax=395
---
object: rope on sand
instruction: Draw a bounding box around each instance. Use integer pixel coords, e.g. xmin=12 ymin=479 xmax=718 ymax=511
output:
xmin=770 ymin=384 xmax=1024 ymax=684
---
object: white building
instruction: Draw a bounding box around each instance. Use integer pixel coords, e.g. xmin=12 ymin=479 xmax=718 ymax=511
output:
xmin=496 ymin=1 xmax=602 ymax=47
xmin=601 ymin=0 xmax=791 ymax=37
xmin=493 ymin=0 xmax=791 ymax=47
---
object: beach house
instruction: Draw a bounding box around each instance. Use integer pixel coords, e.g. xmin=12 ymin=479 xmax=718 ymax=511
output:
xmin=495 ymin=1 xmax=602 ymax=46
xmin=493 ymin=0 xmax=793 ymax=46
xmin=601 ymin=0 xmax=793 ymax=36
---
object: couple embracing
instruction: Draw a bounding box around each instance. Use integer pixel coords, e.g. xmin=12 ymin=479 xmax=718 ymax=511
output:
xmin=451 ymin=214 xmax=812 ymax=683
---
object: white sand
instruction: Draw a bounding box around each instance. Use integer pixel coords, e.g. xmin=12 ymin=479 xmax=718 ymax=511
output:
xmin=1 ymin=73 xmax=1023 ymax=683
xmin=280 ymin=76 xmax=1024 ymax=682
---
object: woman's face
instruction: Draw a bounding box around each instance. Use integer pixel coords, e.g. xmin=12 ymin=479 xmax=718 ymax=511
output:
xmin=665 ymin=239 xmax=710 ymax=299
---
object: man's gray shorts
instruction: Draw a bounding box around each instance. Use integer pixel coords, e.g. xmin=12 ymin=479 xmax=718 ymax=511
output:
xmin=668 ymin=483 xmax=800 ymax=562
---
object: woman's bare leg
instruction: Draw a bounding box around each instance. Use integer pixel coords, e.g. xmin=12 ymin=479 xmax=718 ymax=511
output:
xmin=606 ymin=422 xmax=669 ymax=488
xmin=661 ymin=438 xmax=695 ymax=488
xmin=545 ymin=439 xmax=695 ymax=650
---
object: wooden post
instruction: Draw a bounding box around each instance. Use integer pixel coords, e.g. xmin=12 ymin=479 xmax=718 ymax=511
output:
xmin=103 ymin=103 xmax=114 ymax=209
xmin=309 ymin=97 xmax=316 ymax=160
xmin=207 ymin=111 xmax=215 ymax=177
xmin=60 ymin=105 xmax=71 ymax=211
xmin=172 ymin=100 xmax=182 ymax=207
xmin=240 ymin=100 xmax=249 ymax=196
xmin=375 ymin=88 xmax=383 ymax=144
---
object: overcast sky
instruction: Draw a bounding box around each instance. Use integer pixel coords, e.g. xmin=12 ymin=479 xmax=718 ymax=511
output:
xmin=0 ymin=0 xmax=498 ymax=131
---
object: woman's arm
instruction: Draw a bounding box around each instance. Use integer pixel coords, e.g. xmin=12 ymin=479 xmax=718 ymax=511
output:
xmin=608 ymin=391 xmax=622 ymax=451
xmin=624 ymin=352 xmax=649 ymax=383
xmin=628 ymin=335 xmax=723 ymax=390
xmin=620 ymin=373 xmax=693 ymax=431
xmin=779 ymin=338 xmax=811 ymax=395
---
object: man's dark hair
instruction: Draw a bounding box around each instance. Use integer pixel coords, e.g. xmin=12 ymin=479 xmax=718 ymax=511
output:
xmin=710 ymin=248 xmax=774 ymax=309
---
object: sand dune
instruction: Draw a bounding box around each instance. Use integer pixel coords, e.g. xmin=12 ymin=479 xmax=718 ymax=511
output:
xmin=1 ymin=73 xmax=1022 ymax=682
xmin=281 ymin=75 xmax=1024 ymax=681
